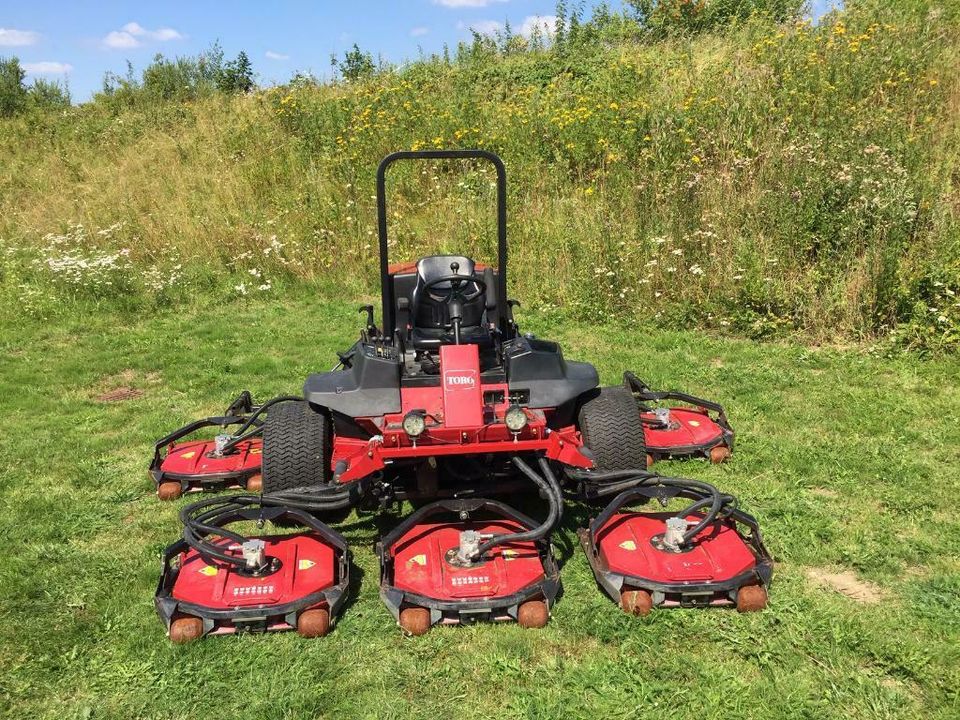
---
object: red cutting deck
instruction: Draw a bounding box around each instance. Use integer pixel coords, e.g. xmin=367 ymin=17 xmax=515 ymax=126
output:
xmin=159 ymin=438 xmax=262 ymax=479
xmin=171 ymin=532 xmax=336 ymax=609
xmin=596 ymin=512 xmax=758 ymax=584
xmin=390 ymin=520 xmax=546 ymax=600
xmin=642 ymin=408 xmax=726 ymax=452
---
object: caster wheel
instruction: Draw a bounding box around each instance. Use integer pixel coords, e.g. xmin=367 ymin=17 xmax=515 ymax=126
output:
xmin=709 ymin=445 xmax=731 ymax=464
xmin=297 ymin=608 xmax=331 ymax=638
xmin=399 ymin=607 xmax=431 ymax=636
xmin=620 ymin=588 xmax=653 ymax=616
xmin=245 ymin=473 xmax=263 ymax=493
xmin=157 ymin=481 xmax=183 ymax=501
xmin=736 ymin=585 xmax=768 ymax=612
xmin=169 ymin=616 xmax=203 ymax=643
xmin=517 ymin=600 xmax=549 ymax=629
xmin=646 ymin=453 xmax=655 ymax=468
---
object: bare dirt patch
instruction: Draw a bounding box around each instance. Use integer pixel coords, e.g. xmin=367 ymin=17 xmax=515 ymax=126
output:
xmin=810 ymin=487 xmax=839 ymax=498
xmin=95 ymin=387 xmax=144 ymax=403
xmin=91 ymin=369 xmax=160 ymax=402
xmin=806 ymin=568 xmax=886 ymax=604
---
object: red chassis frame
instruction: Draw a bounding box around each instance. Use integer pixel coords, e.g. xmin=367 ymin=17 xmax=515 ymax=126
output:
xmin=328 ymin=345 xmax=593 ymax=484
xmin=330 ymin=395 xmax=592 ymax=483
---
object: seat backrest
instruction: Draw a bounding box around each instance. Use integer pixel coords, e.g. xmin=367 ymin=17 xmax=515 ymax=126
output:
xmin=410 ymin=255 xmax=486 ymax=330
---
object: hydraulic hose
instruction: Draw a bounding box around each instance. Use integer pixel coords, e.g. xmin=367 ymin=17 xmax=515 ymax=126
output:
xmin=218 ymin=395 xmax=304 ymax=454
xmin=472 ymin=455 xmax=563 ymax=559
xmin=567 ymin=466 xmax=738 ymax=548
xmin=564 ymin=466 xmax=659 ymax=498
xmin=178 ymin=479 xmax=365 ymax=568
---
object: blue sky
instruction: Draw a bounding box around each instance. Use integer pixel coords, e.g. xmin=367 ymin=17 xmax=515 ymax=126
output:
xmin=1 ymin=1 xmax=839 ymax=102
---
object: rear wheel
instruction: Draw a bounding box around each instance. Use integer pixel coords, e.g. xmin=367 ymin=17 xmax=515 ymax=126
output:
xmin=262 ymin=401 xmax=331 ymax=493
xmin=517 ymin=600 xmax=549 ymax=628
xmin=296 ymin=608 xmax=331 ymax=637
xmin=578 ymin=386 xmax=647 ymax=472
xmin=620 ymin=588 xmax=653 ymax=616
xmin=399 ymin=607 xmax=431 ymax=636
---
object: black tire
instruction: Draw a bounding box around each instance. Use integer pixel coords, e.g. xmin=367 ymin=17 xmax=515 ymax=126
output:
xmin=578 ymin=386 xmax=647 ymax=471
xmin=262 ymin=401 xmax=332 ymax=493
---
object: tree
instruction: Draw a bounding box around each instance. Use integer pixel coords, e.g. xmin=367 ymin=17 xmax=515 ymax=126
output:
xmin=625 ymin=0 xmax=804 ymax=35
xmin=0 ymin=56 xmax=27 ymax=117
xmin=338 ymin=44 xmax=375 ymax=82
xmin=219 ymin=50 xmax=254 ymax=93
xmin=28 ymin=78 xmax=70 ymax=109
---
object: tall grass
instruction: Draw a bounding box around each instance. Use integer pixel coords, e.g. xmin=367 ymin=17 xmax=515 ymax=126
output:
xmin=0 ymin=0 xmax=958 ymax=349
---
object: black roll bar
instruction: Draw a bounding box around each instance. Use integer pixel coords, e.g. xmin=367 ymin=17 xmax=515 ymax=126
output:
xmin=375 ymin=149 xmax=508 ymax=340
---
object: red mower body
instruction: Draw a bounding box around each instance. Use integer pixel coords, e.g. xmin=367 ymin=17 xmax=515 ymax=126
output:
xmin=378 ymin=499 xmax=559 ymax=633
xmin=580 ymin=484 xmax=772 ymax=614
xmin=325 ymin=341 xmax=594 ymax=486
xmin=155 ymin=507 xmax=350 ymax=641
xmin=150 ymin=392 xmax=265 ymax=499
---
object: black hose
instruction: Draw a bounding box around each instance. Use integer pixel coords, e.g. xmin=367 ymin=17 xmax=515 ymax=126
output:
xmin=177 ymin=479 xmax=365 ymax=568
xmin=564 ymin=465 xmax=660 ymax=498
xmin=216 ymin=425 xmax=264 ymax=454
xmin=472 ymin=455 xmax=562 ymax=559
xmin=218 ymin=394 xmax=303 ymax=454
xmin=567 ymin=464 xmax=739 ymax=548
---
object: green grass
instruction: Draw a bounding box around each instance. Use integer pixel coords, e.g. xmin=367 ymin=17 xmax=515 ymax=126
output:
xmin=1 ymin=290 xmax=958 ymax=719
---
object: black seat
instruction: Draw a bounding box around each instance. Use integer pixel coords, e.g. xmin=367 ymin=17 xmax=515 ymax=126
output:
xmin=408 ymin=255 xmax=494 ymax=350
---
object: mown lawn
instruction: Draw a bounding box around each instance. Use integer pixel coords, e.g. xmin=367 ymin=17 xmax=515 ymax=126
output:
xmin=1 ymin=292 xmax=958 ymax=719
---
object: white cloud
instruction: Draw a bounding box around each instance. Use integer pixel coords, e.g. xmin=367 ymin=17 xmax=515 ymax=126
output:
xmin=265 ymin=50 xmax=289 ymax=60
xmin=102 ymin=22 xmax=183 ymax=49
xmin=519 ymin=14 xmax=557 ymax=38
xmin=0 ymin=28 xmax=40 ymax=47
xmin=23 ymin=61 xmax=73 ymax=75
xmin=435 ymin=0 xmax=508 ymax=7
xmin=151 ymin=28 xmax=184 ymax=41
xmin=461 ymin=19 xmax=503 ymax=35
xmin=410 ymin=26 xmax=430 ymax=37
xmin=103 ymin=31 xmax=139 ymax=49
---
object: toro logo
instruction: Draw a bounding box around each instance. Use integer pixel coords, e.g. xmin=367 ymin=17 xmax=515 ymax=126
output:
xmin=445 ymin=370 xmax=477 ymax=389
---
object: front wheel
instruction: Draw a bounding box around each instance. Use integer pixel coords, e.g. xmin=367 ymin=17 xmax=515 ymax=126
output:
xmin=262 ymin=401 xmax=332 ymax=493
xmin=578 ymin=386 xmax=647 ymax=471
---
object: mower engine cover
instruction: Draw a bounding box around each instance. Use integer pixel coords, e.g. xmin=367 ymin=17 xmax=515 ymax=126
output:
xmin=580 ymin=481 xmax=772 ymax=615
xmin=155 ymin=504 xmax=350 ymax=642
xmin=377 ymin=499 xmax=559 ymax=634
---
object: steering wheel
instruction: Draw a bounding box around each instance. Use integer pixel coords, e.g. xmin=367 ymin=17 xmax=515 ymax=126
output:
xmin=422 ymin=272 xmax=486 ymax=302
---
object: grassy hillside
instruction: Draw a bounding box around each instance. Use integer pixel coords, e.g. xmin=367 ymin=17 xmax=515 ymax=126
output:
xmin=0 ymin=1 xmax=958 ymax=350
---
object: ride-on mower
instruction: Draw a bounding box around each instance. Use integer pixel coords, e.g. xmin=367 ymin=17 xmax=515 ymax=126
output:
xmin=153 ymin=149 xmax=770 ymax=639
